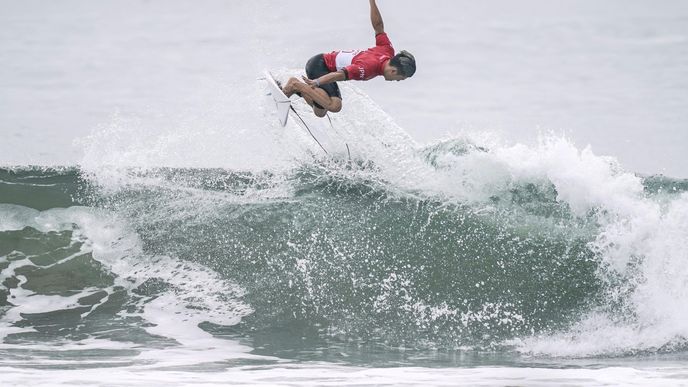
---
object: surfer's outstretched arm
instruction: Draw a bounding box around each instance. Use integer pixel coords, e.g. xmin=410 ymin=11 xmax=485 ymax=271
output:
xmin=369 ymin=0 xmax=385 ymax=34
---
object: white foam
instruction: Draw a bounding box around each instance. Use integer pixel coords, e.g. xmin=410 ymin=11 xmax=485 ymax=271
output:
xmin=0 ymin=363 xmax=686 ymax=386
xmin=434 ymin=137 xmax=688 ymax=357
xmin=405 ymin=134 xmax=643 ymax=210
xmin=76 ymin=76 xmax=309 ymax=190
xmin=0 ymin=204 xmax=41 ymax=231
xmin=0 ymin=204 xmax=263 ymax=365
xmin=520 ymin=193 xmax=688 ymax=357
xmin=73 ymin=72 xmax=426 ymax=202
xmin=360 ymin=132 xmax=688 ymax=357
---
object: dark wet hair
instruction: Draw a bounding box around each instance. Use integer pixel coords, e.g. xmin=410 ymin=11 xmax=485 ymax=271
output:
xmin=389 ymin=50 xmax=416 ymax=77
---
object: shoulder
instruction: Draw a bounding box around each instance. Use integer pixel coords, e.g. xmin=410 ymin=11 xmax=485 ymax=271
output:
xmin=375 ymin=32 xmax=392 ymax=47
xmin=373 ymin=33 xmax=394 ymax=57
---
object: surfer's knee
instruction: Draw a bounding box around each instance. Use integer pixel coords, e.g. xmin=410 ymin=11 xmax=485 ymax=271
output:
xmin=284 ymin=77 xmax=301 ymax=93
xmin=329 ymin=99 xmax=342 ymax=113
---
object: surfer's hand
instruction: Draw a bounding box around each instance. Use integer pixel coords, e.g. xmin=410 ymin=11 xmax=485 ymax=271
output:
xmin=302 ymin=76 xmax=319 ymax=88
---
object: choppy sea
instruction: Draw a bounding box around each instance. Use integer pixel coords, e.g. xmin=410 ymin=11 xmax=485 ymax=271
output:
xmin=3 ymin=124 xmax=688 ymax=384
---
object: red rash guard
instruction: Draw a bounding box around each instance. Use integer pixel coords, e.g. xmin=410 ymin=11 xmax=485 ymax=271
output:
xmin=323 ymin=33 xmax=395 ymax=81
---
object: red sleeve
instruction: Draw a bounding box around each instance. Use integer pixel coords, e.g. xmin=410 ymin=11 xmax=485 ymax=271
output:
xmin=344 ymin=64 xmax=365 ymax=80
xmin=375 ymin=32 xmax=392 ymax=47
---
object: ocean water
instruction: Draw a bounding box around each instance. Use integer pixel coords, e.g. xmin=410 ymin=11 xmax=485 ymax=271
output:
xmin=2 ymin=0 xmax=688 ymax=386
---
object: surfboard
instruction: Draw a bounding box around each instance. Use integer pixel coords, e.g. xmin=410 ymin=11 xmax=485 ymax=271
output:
xmin=263 ymin=70 xmax=351 ymax=159
xmin=288 ymin=100 xmax=351 ymax=158
xmin=264 ymin=71 xmax=291 ymax=126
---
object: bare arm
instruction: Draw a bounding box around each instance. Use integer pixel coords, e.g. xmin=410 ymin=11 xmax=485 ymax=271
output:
xmin=369 ymin=0 xmax=384 ymax=34
xmin=302 ymin=71 xmax=347 ymax=87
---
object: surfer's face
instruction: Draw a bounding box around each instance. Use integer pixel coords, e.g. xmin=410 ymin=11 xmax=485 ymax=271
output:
xmin=383 ymin=65 xmax=408 ymax=81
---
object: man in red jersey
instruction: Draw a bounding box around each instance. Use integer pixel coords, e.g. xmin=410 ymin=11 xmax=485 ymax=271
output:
xmin=282 ymin=0 xmax=416 ymax=117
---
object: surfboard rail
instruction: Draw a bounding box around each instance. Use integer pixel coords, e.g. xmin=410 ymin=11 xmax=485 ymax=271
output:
xmin=264 ymin=71 xmax=291 ymax=127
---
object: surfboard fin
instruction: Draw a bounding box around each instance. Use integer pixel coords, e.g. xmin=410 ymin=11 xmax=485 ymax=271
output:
xmin=275 ymin=101 xmax=291 ymax=127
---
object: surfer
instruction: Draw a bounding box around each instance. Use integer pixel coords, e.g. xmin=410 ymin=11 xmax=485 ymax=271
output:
xmin=281 ymin=0 xmax=416 ymax=117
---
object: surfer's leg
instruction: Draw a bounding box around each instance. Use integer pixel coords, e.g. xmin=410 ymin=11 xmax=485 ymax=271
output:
xmin=300 ymin=93 xmax=341 ymax=117
xmin=283 ymin=78 xmax=342 ymax=113
xmin=298 ymin=95 xmax=326 ymax=117
xmin=312 ymin=97 xmax=341 ymax=117
xmin=282 ymin=77 xmax=302 ymax=98
xmin=312 ymin=98 xmax=341 ymax=115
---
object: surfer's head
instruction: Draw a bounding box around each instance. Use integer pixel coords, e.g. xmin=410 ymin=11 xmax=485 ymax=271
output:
xmin=385 ymin=50 xmax=416 ymax=81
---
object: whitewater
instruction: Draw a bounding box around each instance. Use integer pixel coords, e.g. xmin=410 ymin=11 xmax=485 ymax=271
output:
xmin=2 ymin=0 xmax=688 ymax=386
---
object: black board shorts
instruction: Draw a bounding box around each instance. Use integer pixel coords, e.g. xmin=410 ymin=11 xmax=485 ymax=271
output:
xmin=305 ymin=54 xmax=342 ymax=110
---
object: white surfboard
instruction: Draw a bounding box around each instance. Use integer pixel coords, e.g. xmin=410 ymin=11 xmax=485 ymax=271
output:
xmin=264 ymin=71 xmax=291 ymax=127
xmin=263 ymin=70 xmax=351 ymax=158
xmin=288 ymin=101 xmax=351 ymax=158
